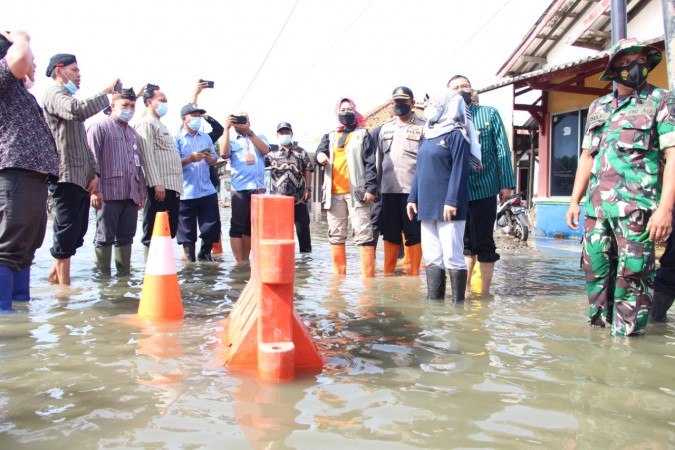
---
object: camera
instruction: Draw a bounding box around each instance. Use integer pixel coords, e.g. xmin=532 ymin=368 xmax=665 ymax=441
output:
xmin=199 ymin=79 xmax=214 ymax=88
xmin=232 ymin=115 xmax=248 ymax=124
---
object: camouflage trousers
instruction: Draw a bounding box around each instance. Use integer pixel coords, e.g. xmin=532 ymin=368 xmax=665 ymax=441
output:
xmin=582 ymin=210 xmax=655 ymax=336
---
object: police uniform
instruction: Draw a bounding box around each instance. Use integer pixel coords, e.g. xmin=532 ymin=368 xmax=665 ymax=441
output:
xmin=376 ymin=86 xmax=426 ymax=275
xmin=581 ymin=40 xmax=675 ymax=336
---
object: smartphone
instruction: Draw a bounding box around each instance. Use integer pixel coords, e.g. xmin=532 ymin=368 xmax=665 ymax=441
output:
xmin=114 ymin=81 xmax=123 ymax=93
xmin=202 ymin=148 xmax=212 ymax=155
xmin=200 ymin=79 xmax=215 ymax=88
xmin=232 ymin=115 xmax=247 ymax=124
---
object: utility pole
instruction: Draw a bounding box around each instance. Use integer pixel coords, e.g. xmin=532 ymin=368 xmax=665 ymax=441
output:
xmin=611 ymin=0 xmax=627 ymax=44
xmin=663 ymin=1 xmax=675 ymax=91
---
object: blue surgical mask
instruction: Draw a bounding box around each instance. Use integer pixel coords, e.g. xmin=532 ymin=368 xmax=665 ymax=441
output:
xmin=116 ymin=108 xmax=135 ymax=123
xmin=188 ymin=116 xmax=202 ymax=131
xmin=278 ymin=134 xmax=293 ymax=146
xmin=155 ymin=102 xmax=168 ymax=117
xmin=64 ymin=78 xmax=78 ymax=95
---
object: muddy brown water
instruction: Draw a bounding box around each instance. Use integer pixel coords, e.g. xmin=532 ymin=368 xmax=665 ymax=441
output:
xmin=1 ymin=208 xmax=673 ymax=449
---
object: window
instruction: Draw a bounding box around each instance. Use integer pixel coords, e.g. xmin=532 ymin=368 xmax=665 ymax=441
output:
xmin=550 ymin=108 xmax=588 ymax=196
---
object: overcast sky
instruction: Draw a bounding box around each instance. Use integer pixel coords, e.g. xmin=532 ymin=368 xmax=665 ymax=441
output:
xmin=6 ymin=0 xmax=549 ymax=147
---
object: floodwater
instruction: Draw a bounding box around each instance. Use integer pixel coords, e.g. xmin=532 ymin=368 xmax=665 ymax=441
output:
xmin=1 ymin=207 xmax=674 ymax=450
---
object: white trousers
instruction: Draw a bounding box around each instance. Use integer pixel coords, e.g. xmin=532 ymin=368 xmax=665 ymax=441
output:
xmin=421 ymin=220 xmax=467 ymax=270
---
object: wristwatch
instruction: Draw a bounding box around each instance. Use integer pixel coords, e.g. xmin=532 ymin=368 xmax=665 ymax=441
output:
xmin=305 ymin=186 xmax=313 ymax=191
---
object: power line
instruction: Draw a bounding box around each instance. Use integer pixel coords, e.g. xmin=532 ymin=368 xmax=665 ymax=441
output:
xmin=232 ymin=0 xmax=300 ymax=111
xmin=421 ymin=0 xmax=513 ymax=78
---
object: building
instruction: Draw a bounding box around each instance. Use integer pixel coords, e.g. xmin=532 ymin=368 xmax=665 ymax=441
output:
xmin=479 ymin=0 xmax=668 ymax=237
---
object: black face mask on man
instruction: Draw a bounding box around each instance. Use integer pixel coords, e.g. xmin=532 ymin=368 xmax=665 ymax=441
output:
xmin=613 ymin=60 xmax=649 ymax=90
xmin=459 ymin=90 xmax=473 ymax=106
xmin=338 ymin=112 xmax=356 ymax=126
xmin=393 ymin=102 xmax=412 ymax=117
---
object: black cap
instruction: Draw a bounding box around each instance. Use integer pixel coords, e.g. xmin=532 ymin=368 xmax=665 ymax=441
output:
xmin=392 ymin=86 xmax=413 ymax=100
xmin=112 ymin=87 xmax=137 ymax=101
xmin=46 ymin=53 xmax=77 ymax=77
xmin=276 ymin=122 xmax=293 ymax=132
xmin=180 ymin=103 xmax=206 ymax=116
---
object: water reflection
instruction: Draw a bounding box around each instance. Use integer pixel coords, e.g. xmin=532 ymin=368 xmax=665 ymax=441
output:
xmin=0 ymin=209 xmax=674 ymax=449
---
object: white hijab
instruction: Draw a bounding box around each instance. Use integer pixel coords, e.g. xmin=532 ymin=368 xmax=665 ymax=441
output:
xmin=423 ymin=92 xmax=482 ymax=170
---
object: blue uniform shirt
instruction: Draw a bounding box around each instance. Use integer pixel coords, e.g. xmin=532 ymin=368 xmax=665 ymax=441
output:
xmin=229 ymin=133 xmax=270 ymax=191
xmin=175 ymin=128 xmax=217 ymax=200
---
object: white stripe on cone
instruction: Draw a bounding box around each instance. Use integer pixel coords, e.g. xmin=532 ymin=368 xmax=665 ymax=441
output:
xmin=146 ymin=236 xmax=178 ymax=276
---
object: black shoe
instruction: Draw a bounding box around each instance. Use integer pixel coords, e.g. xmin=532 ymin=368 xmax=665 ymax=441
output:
xmin=650 ymin=290 xmax=675 ymax=322
xmin=426 ymin=265 xmax=446 ymax=300
xmin=198 ymin=243 xmax=214 ymax=262
xmin=183 ymin=243 xmax=196 ymax=262
xmin=448 ymin=269 xmax=468 ymax=302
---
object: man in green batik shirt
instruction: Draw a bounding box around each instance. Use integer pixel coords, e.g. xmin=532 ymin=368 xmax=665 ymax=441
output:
xmin=566 ymin=38 xmax=675 ymax=336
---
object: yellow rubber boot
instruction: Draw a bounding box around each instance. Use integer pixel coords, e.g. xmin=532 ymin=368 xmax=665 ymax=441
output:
xmin=331 ymin=244 xmax=347 ymax=275
xmin=383 ymin=241 xmax=399 ymax=274
xmin=360 ymin=246 xmax=375 ymax=278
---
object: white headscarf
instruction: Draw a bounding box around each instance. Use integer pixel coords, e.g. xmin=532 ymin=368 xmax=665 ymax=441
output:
xmin=423 ymin=92 xmax=482 ymax=171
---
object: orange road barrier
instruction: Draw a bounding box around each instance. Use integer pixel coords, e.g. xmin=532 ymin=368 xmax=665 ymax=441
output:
xmin=138 ymin=212 xmax=184 ymax=320
xmin=212 ymin=233 xmax=223 ymax=255
xmin=222 ymin=195 xmax=323 ymax=382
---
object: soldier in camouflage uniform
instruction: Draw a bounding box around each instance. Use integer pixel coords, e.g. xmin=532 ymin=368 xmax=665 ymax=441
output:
xmin=565 ymin=38 xmax=675 ymax=336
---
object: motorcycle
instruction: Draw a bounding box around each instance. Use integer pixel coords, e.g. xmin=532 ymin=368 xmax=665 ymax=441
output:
xmin=495 ymin=193 xmax=530 ymax=241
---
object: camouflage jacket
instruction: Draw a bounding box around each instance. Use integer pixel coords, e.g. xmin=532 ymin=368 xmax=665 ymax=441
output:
xmin=582 ymin=83 xmax=675 ymax=218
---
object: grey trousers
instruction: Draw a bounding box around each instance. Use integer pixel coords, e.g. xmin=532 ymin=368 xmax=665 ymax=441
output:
xmin=94 ymin=199 xmax=139 ymax=247
xmin=0 ymin=169 xmax=48 ymax=271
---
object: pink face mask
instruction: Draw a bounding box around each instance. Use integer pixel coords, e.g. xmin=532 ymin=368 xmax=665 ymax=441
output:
xmin=23 ymin=76 xmax=34 ymax=90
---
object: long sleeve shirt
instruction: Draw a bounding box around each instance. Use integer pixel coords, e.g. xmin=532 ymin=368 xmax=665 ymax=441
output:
xmin=134 ymin=116 xmax=183 ymax=195
xmin=87 ymin=116 xmax=145 ymax=205
xmin=408 ymin=130 xmax=469 ymax=221
xmin=0 ymin=59 xmax=59 ymax=177
xmin=175 ymin=128 xmax=217 ymax=200
xmin=42 ymin=85 xmax=109 ymax=190
xmin=468 ymin=104 xmax=516 ymax=201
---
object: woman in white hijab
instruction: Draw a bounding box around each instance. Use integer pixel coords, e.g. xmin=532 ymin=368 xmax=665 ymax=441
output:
xmin=407 ymin=92 xmax=473 ymax=301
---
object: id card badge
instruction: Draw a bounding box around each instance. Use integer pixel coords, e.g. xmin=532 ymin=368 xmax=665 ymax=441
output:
xmin=246 ymin=153 xmax=255 ymax=165
xmin=134 ymin=154 xmax=140 ymax=167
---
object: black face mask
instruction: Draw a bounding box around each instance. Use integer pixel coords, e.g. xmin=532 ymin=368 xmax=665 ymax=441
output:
xmin=338 ymin=112 xmax=356 ymax=126
xmin=613 ymin=60 xmax=649 ymax=90
xmin=459 ymin=90 xmax=473 ymax=106
xmin=393 ymin=102 xmax=412 ymax=117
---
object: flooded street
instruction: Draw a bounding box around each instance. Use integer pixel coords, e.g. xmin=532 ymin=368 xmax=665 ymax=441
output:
xmin=1 ymin=208 xmax=674 ymax=449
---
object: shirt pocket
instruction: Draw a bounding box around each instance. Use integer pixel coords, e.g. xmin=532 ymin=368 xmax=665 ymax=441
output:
xmin=616 ymin=119 xmax=652 ymax=153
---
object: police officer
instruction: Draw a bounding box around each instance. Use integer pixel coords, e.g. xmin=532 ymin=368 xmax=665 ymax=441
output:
xmin=376 ymin=86 xmax=425 ymax=275
xmin=565 ymin=38 xmax=675 ymax=336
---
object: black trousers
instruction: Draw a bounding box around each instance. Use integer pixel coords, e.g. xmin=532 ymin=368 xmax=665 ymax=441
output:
xmin=142 ymin=188 xmax=180 ymax=246
xmin=380 ymin=193 xmax=420 ymax=246
xmin=463 ymin=196 xmax=500 ymax=263
xmin=294 ymin=202 xmax=312 ymax=253
xmin=177 ymin=193 xmax=221 ymax=245
xmin=49 ymin=182 xmax=90 ymax=259
xmin=0 ymin=169 xmax=49 ymax=270
xmin=95 ymin=199 xmax=139 ymax=247
xmin=655 ymin=211 xmax=675 ymax=296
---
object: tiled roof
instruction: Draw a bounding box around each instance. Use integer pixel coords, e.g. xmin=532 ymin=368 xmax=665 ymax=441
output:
xmin=363 ymin=102 xmax=425 ymax=131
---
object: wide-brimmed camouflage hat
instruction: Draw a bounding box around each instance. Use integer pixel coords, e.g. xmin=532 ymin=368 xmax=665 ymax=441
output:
xmin=599 ymin=37 xmax=662 ymax=81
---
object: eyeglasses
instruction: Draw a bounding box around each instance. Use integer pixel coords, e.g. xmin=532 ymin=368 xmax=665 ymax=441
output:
xmin=451 ymin=84 xmax=472 ymax=91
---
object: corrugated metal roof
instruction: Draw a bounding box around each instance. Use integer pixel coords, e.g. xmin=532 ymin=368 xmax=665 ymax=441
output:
xmin=496 ymin=0 xmax=651 ymax=78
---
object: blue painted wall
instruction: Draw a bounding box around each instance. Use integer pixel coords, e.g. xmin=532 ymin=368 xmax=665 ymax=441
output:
xmin=534 ymin=202 xmax=585 ymax=238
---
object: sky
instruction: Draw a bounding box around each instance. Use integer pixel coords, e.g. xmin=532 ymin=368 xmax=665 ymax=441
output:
xmin=5 ymin=0 xmax=550 ymax=148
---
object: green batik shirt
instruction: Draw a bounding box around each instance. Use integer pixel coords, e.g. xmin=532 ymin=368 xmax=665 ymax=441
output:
xmin=582 ymin=83 xmax=675 ymax=218
xmin=468 ymin=105 xmax=517 ymax=201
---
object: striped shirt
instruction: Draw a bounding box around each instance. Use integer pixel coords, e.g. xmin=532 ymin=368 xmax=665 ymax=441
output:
xmin=42 ymin=85 xmax=109 ymax=190
xmin=468 ymin=104 xmax=517 ymax=201
xmin=86 ymin=116 xmax=145 ymax=205
xmin=134 ymin=116 xmax=183 ymax=195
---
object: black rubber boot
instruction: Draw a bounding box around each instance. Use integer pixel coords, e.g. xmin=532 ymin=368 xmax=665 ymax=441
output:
xmin=650 ymin=290 xmax=675 ymax=322
xmin=448 ymin=269 xmax=468 ymax=302
xmin=426 ymin=265 xmax=446 ymax=300
xmin=198 ymin=243 xmax=214 ymax=262
xmin=183 ymin=243 xmax=196 ymax=262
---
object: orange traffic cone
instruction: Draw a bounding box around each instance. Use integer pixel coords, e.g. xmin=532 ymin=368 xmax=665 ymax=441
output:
xmin=138 ymin=212 xmax=184 ymax=320
xmin=212 ymin=233 xmax=223 ymax=255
